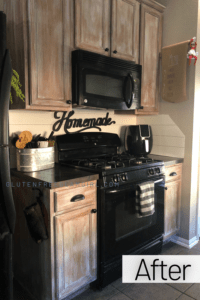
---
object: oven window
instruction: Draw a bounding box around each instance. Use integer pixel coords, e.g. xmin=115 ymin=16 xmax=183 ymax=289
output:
xmin=115 ymin=190 xmax=156 ymax=241
xmin=85 ymin=74 xmax=123 ymax=98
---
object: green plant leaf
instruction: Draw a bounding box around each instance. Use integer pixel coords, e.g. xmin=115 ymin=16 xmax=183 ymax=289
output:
xmin=10 ymin=69 xmax=25 ymax=103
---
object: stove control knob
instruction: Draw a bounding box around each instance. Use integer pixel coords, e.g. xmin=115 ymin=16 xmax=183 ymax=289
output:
xmin=122 ymin=174 xmax=126 ymax=181
xmin=155 ymin=167 xmax=160 ymax=174
xmin=148 ymin=168 xmax=154 ymax=175
xmin=113 ymin=175 xmax=118 ymax=183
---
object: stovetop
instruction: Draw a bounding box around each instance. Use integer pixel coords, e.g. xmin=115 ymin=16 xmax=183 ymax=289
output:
xmin=67 ymin=153 xmax=159 ymax=170
xmin=56 ymin=133 xmax=165 ymax=183
xmin=60 ymin=153 xmax=165 ymax=179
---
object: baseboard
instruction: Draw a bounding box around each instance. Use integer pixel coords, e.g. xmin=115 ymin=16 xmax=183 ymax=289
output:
xmin=170 ymin=235 xmax=199 ymax=249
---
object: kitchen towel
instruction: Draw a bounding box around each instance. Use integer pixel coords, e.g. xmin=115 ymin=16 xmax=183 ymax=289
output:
xmin=162 ymin=40 xmax=189 ymax=103
xmin=136 ymin=181 xmax=155 ymax=217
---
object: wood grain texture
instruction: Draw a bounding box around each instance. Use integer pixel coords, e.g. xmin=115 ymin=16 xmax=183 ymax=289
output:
xmin=54 ymin=182 xmax=96 ymax=212
xmin=165 ymin=164 xmax=182 ymax=183
xmin=28 ymin=0 xmax=72 ymax=108
xmin=136 ymin=3 xmax=163 ymax=115
xmin=4 ymin=0 xmax=26 ymax=109
xmin=142 ymin=0 xmax=166 ymax=12
xmin=111 ymin=0 xmax=140 ymax=62
xmin=164 ymin=179 xmax=182 ymax=241
xmin=163 ymin=163 xmax=182 ymax=241
xmin=11 ymin=175 xmax=97 ymax=300
xmin=55 ymin=204 xmax=97 ymax=299
xmin=75 ymin=0 xmax=110 ymax=55
xmin=5 ymin=0 xmax=73 ymax=111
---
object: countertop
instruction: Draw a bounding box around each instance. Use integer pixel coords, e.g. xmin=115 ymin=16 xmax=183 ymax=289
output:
xmin=11 ymin=163 xmax=99 ymax=189
xmin=149 ymin=154 xmax=184 ymax=166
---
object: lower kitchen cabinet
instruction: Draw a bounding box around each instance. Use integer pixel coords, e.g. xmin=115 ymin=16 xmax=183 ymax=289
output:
xmin=11 ymin=176 xmax=97 ymax=300
xmin=55 ymin=204 xmax=97 ymax=299
xmin=163 ymin=164 xmax=182 ymax=241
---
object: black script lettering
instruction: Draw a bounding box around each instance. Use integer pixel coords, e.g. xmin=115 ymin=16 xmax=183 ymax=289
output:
xmin=105 ymin=112 xmax=116 ymax=125
xmin=64 ymin=111 xmax=75 ymax=132
xmin=83 ymin=119 xmax=89 ymax=126
xmin=52 ymin=111 xmax=116 ymax=134
xmin=72 ymin=119 xmax=83 ymax=128
xmin=88 ymin=118 xmax=96 ymax=128
xmin=53 ymin=112 xmax=67 ymax=131
xmin=96 ymin=118 xmax=103 ymax=126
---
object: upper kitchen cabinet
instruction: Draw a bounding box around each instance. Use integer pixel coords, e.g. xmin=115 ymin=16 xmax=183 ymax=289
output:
xmin=111 ymin=0 xmax=139 ymax=62
xmin=75 ymin=0 xmax=140 ymax=62
xmin=75 ymin=0 xmax=111 ymax=56
xmin=136 ymin=1 xmax=164 ymax=115
xmin=4 ymin=0 xmax=73 ymax=111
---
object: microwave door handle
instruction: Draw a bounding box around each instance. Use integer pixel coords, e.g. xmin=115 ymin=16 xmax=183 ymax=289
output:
xmin=124 ymin=74 xmax=133 ymax=109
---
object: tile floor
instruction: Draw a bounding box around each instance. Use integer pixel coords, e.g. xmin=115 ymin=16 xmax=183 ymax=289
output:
xmin=13 ymin=240 xmax=200 ymax=300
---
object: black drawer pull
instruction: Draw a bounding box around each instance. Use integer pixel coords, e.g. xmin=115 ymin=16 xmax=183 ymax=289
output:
xmin=105 ymin=48 xmax=109 ymax=52
xmin=91 ymin=209 xmax=97 ymax=213
xmin=70 ymin=194 xmax=85 ymax=202
xmin=170 ymin=172 xmax=177 ymax=176
xmin=164 ymin=187 xmax=168 ymax=190
xmin=113 ymin=50 xmax=117 ymax=54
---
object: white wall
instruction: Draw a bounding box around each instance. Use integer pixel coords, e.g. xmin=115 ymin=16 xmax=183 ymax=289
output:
xmin=137 ymin=115 xmax=185 ymax=158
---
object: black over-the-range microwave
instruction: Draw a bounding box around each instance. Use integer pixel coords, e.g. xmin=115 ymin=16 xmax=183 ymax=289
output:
xmin=72 ymin=50 xmax=142 ymax=110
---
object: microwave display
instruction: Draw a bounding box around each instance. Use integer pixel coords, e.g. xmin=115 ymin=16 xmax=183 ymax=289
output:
xmin=72 ymin=50 xmax=142 ymax=110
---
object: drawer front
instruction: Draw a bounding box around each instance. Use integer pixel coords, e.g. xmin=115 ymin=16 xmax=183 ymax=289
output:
xmin=165 ymin=164 xmax=182 ymax=183
xmin=54 ymin=181 xmax=96 ymax=212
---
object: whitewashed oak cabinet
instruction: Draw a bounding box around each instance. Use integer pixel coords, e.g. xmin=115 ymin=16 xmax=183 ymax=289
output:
xmin=163 ymin=163 xmax=182 ymax=241
xmin=4 ymin=0 xmax=165 ymax=114
xmin=11 ymin=176 xmax=97 ymax=300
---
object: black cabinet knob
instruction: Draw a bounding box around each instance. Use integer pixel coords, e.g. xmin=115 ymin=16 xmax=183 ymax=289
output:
xmin=170 ymin=172 xmax=177 ymax=176
xmin=113 ymin=50 xmax=117 ymax=54
xmin=164 ymin=187 xmax=168 ymax=190
xmin=91 ymin=209 xmax=97 ymax=213
xmin=66 ymin=100 xmax=72 ymax=104
xmin=105 ymin=48 xmax=109 ymax=52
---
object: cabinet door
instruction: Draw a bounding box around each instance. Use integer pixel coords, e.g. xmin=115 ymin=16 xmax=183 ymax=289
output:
xmin=75 ymin=0 xmax=110 ymax=56
xmin=164 ymin=180 xmax=181 ymax=240
xmin=55 ymin=205 xmax=97 ymax=299
xmin=111 ymin=0 xmax=140 ymax=62
xmin=136 ymin=4 xmax=163 ymax=114
xmin=27 ymin=0 xmax=73 ymax=110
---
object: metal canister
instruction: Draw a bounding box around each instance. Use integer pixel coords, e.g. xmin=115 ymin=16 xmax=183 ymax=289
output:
xmin=16 ymin=147 xmax=55 ymax=172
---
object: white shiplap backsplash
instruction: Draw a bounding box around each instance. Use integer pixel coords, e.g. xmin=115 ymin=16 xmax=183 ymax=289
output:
xmin=136 ymin=115 xmax=185 ymax=158
xmin=9 ymin=109 xmax=137 ymax=168
xmin=9 ymin=110 xmax=185 ymax=169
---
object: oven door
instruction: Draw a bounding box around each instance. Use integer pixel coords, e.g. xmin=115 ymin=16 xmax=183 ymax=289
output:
xmin=101 ymin=176 xmax=164 ymax=263
xmin=74 ymin=61 xmax=141 ymax=110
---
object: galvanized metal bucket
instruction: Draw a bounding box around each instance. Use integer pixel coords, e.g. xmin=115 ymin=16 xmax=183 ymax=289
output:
xmin=16 ymin=147 xmax=55 ymax=172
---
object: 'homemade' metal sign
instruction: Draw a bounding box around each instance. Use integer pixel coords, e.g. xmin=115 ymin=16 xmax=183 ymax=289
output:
xmin=53 ymin=111 xmax=116 ymax=133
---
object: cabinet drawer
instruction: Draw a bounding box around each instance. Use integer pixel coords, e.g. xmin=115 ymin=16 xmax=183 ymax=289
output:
xmin=165 ymin=164 xmax=182 ymax=183
xmin=54 ymin=182 xmax=96 ymax=212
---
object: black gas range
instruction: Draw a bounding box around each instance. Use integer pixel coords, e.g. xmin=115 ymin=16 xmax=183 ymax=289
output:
xmin=56 ymin=132 xmax=165 ymax=288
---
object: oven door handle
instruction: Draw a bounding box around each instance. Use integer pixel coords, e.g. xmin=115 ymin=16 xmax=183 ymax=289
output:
xmin=154 ymin=178 xmax=164 ymax=184
xmin=105 ymin=185 xmax=137 ymax=194
xmin=105 ymin=178 xmax=164 ymax=194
